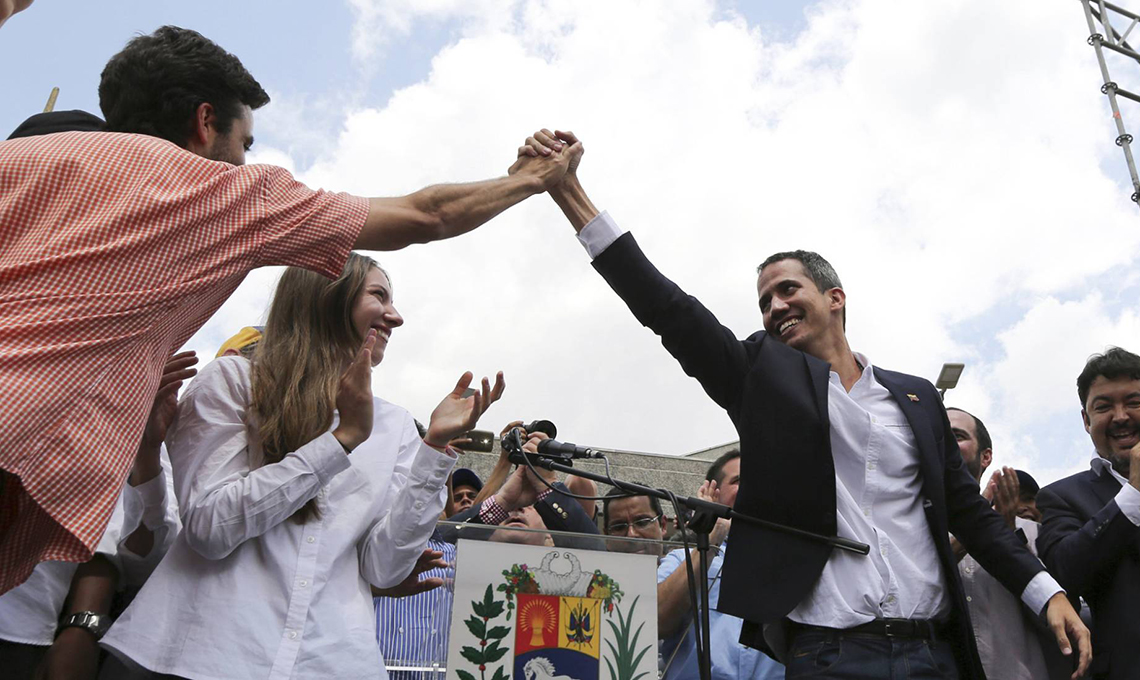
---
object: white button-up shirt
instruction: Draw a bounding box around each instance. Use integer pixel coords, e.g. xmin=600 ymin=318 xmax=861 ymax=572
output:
xmin=577 ymin=211 xmax=1060 ymax=628
xmin=0 ymin=452 xmax=178 ymax=647
xmin=1090 ymin=452 xmax=1140 ymax=525
xmin=787 ymin=356 xmax=952 ymax=627
xmin=102 ymin=356 xmax=455 ymax=679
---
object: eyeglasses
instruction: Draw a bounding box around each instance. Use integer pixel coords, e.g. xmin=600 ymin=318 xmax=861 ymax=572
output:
xmin=606 ymin=514 xmax=663 ymax=535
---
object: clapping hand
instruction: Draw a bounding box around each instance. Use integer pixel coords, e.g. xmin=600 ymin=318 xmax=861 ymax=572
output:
xmin=984 ymin=466 xmax=1020 ymax=530
xmin=333 ymin=330 xmax=378 ymax=452
xmin=697 ymin=478 xmax=732 ymax=547
xmin=424 ymin=371 xmax=505 ymax=449
xmin=370 ymin=549 xmax=450 ymax=598
xmin=133 ymin=351 xmax=198 ymax=485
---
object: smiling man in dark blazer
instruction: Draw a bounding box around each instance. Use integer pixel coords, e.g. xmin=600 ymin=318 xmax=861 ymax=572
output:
xmin=513 ymin=129 xmax=1091 ymax=679
xmin=1037 ymin=347 xmax=1140 ymax=680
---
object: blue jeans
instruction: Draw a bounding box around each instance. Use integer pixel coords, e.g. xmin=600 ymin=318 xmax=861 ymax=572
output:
xmin=785 ymin=629 xmax=959 ymax=679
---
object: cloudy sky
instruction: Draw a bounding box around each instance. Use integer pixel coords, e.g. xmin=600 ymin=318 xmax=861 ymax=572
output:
xmin=4 ymin=0 xmax=1138 ymax=487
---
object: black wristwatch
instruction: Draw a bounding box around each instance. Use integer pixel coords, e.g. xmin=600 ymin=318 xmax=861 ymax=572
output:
xmin=58 ymin=611 xmax=112 ymax=640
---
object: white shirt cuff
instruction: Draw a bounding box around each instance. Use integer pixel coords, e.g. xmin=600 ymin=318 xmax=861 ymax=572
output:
xmin=127 ymin=470 xmax=170 ymax=530
xmin=1113 ymin=483 xmax=1140 ymax=526
xmin=575 ymin=210 xmax=624 ymax=260
xmin=1021 ymin=570 xmax=1063 ymax=615
xmin=307 ymin=432 xmax=353 ymax=485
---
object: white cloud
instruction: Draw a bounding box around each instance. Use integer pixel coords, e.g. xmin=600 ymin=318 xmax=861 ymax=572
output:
xmin=183 ymin=0 xmax=1140 ymax=485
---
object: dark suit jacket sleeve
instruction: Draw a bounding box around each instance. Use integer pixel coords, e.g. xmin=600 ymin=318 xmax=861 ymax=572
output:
xmin=937 ymin=401 xmax=1046 ymax=601
xmin=1037 ymin=482 xmax=1138 ymax=596
xmin=591 ymin=232 xmax=751 ymax=412
xmin=536 ymin=483 xmax=605 ymax=550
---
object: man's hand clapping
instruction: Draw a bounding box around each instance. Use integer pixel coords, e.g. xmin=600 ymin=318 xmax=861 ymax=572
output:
xmin=698 ymin=478 xmax=732 ymax=547
xmin=983 ymin=466 xmax=1020 ymax=530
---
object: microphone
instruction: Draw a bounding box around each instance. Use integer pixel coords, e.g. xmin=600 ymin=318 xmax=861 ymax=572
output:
xmin=536 ymin=438 xmax=602 ymax=459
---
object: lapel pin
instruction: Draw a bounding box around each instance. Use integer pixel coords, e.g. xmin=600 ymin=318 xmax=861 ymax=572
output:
xmin=907 ymin=393 xmax=920 ymax=402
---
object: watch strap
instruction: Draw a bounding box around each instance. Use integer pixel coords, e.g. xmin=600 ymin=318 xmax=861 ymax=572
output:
xmin=59 ymin=611 xmax=111 ymax=640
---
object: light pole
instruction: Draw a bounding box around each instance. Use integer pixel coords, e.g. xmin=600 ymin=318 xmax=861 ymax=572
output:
xmin=936 ymin=363 xmax=965 ymax=400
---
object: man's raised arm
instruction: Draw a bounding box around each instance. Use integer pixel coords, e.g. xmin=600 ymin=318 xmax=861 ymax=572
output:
xmin=353 ymin=146 xmax=573 ymax=251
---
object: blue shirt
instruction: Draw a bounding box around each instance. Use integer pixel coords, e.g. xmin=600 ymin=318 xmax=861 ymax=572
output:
xmin=374 ymin=533 xmax=456 ymax=678
xmin=657 ymin=543 xmax=785 ymax=680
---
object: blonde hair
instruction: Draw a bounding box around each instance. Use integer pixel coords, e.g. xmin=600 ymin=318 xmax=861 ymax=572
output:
xmin=250 ymin=252 xmax=382 ymax=522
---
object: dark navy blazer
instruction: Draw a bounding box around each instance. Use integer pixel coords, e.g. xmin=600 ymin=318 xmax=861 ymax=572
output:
xmin=1038 ymin=469 xmax=1140 ymax=680
xmin=592 ymin=232 xmax=1046 ymax=679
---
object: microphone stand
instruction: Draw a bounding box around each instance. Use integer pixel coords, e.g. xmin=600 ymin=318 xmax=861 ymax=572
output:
xmin=503 ymin=442 xmax=870 ymax=680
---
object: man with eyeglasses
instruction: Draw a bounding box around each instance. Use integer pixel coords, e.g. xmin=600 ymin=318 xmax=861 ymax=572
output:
xmin=655 ymin=451 xmax=785 ymax=680
xmin=602 ymin=487 xmax=667 ymax=558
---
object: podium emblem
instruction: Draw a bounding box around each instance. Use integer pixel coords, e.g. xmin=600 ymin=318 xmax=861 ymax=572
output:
xmin=449 ymin=543 xmax=657 ymax=680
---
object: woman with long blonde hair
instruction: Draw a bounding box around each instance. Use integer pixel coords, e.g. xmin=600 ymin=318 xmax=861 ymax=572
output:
xmin=102 ymin=253 xmax=503 ymax=679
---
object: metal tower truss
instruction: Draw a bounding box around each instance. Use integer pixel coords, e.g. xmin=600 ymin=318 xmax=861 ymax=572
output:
xmin=1081 ymin=0 xmax=1140 ymax=206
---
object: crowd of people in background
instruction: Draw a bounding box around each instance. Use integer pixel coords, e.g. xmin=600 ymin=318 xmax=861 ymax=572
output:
xmin=2 ymin=13 xmax=1139 ymax=680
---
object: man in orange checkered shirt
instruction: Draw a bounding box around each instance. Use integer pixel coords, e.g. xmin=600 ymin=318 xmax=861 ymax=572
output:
xmin=0 ymin=25 xmax=578 ymax=594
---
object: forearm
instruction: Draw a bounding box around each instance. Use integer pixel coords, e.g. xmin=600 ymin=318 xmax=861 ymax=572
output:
xmin=130 ymin=444 xmax=163 ymax=486
xmin=183 ymin=433 xmax=349 ymax=559
xmin=358 ymin=175 xmax=544 ymax=251
xmin=64 ymin=555 xmax=118 ymax=616
xmin=360 ymin=443 xmax=455 ymax=588
xmin=656 ymin=551 xmax=707 ymax=638
xmin=550 ymin=176 xmax=599 ymax=232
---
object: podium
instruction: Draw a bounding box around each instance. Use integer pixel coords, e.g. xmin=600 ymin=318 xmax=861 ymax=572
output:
xmin=376 ymin=520 xmax=706 ymax=680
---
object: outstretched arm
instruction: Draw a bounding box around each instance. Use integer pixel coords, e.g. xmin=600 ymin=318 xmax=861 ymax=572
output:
xmin=353 ymin=148 xmax=571 ymax=251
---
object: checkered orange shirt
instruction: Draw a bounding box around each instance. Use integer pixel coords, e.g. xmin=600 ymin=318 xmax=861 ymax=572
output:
xmin=0 ymin=131 xmax=367 ymax=594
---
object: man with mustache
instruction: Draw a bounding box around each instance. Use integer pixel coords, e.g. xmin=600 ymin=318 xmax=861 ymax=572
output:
xmin=1038 ymin=347 xmax=1140 ymax=680
xmin=517 ymin=128 xmax=1090 ymax=680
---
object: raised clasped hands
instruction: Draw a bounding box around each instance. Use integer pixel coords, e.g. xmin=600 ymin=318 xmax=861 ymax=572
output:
xmin=424 ymin=371 xmax=506 ymax=451
xmin=509 ymin=128 xmax=584 ymax=193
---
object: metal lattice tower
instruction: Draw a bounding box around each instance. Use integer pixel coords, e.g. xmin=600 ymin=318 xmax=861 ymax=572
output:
xmin=1081 ymin=1 xmax=1140 ymax=206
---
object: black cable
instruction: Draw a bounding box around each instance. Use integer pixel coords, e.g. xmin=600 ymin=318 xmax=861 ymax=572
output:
xmin=664 ymin=488 xmax=705 ymax=667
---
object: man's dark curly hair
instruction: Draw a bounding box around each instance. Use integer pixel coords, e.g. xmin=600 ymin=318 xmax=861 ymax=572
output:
xmin=99 ymin=26 xmax=270 ymax=147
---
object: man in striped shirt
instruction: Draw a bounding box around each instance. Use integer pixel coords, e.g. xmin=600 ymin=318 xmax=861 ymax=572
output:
xmin=0 ymin=25 xmax=576 ymax=594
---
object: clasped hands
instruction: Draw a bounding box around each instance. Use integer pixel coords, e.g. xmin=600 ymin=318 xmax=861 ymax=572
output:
xmin=508 ymin=128 xmax=583 ymax=195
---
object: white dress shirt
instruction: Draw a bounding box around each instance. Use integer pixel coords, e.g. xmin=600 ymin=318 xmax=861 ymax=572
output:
xmin=102 ymin=356 xmax=455 ymax=680
xmin=0 ymin=497 xmax=125 ymax=646
xmin=0 ymin=455 xmax=178 ymax=647
xmin=577 ymin=211 xmax=1060 ymax=628
xmin=1090 ymin=452 xmax=1140 ymax=525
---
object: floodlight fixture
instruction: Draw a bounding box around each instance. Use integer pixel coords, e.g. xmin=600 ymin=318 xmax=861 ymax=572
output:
xmin=936 ymin=362 xmax=965 ymax=399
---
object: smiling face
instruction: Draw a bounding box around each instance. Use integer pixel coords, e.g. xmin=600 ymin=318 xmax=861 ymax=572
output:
xmin=1082 ymin=375 xmax=1140 ymax=476
xmin=756 ymin=259 xmax=845 ymax=355
xmin=350 ymin=267 xmax=403 ymax=366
